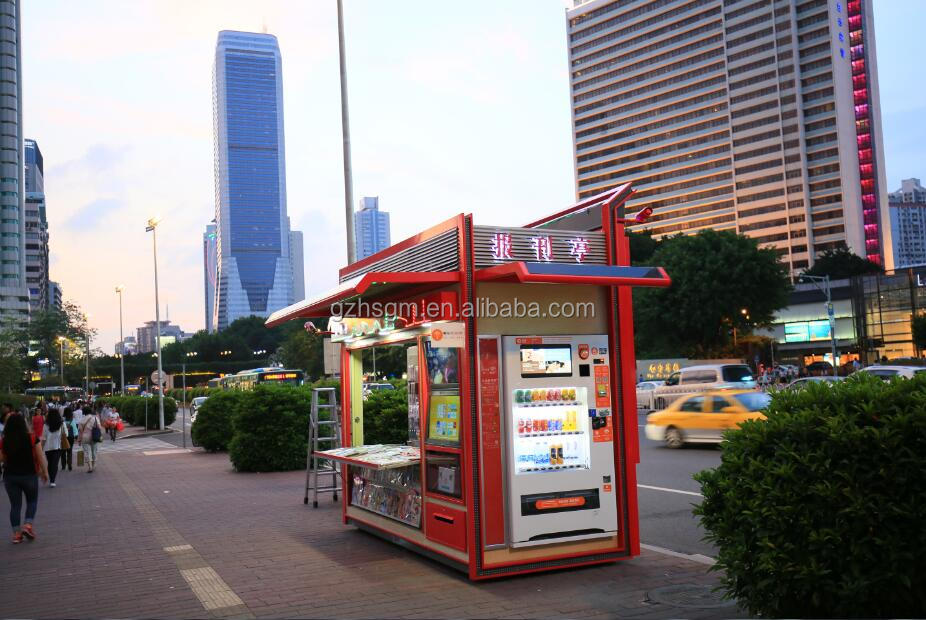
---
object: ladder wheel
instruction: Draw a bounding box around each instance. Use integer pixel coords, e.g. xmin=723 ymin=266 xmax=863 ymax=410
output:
xmin=313 ymin=500 xmax=318 ymax=508
xmin=303 ymin=497 xmax=308 ymax=505
xmin=333 ymin=493 xmax=338 ymax=502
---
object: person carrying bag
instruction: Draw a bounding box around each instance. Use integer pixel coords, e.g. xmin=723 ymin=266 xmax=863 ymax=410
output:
xmin=78 ymin=411 xmax=102 ymax=473
xmin=0 ymin=413 xmax=48 ymax=543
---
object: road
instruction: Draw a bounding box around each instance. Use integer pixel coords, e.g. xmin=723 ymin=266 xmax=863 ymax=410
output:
xmin=636 ymin=410 xmax=720 ymax=558
xmin=158 ymin=406 xmax=719 ymax=558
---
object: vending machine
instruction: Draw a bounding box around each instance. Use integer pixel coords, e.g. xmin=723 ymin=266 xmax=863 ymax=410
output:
xmin=502 ymin=335 xmax=618 ymax=547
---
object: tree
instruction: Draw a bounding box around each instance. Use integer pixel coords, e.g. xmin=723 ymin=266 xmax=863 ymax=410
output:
xmin=628 ymin=229 xmax=660 ymax=264
xmin=0 ymin=319 xmax=27 ymax=391
xmin=634 ymin=230 xmax=792 ymax=358
xmin=802 ymin=244 xmax=882 ymax=280
xmin=278 ymin=327 xmax=326 ymax=379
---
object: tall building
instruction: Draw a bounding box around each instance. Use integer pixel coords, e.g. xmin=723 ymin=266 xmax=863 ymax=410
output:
xmin=203 ymin=222 xmax=217 ymax=332
xmin=24 ymin=139 xmax=48 ymax=312
xmin=289 ymin=229 xmax=305 ymax=302
xmin=136 ymin=320 xmax=188 ymax=354
xmin=0 ymin=0 xmax=30 ymax=324
xmin=354 ymin=197 xmax=391 ymax=260
xmin=115 ymin=335 xmax=136 ymax=356
xmin=47 ymin=280 xmax=62 ymax=311
xmin=889 ymin=178 xmax=926 ymax=268
xmin=565 ymin=0 xmax=892 ymax=272
xmin=212 ymin=31 xmax=293 ymax=330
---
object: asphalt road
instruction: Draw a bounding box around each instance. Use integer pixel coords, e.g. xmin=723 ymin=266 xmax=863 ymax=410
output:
xmin=635 ymin=410 xmax=720 ymax=558
xmin=158 ymin=406 xmax=719 ymax=557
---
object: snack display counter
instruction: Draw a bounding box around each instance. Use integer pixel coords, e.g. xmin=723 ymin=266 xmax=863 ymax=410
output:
xmin=266 ymin=184 xmax=671 ymax=579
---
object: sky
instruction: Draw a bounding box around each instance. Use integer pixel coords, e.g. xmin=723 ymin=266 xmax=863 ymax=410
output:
xmin=21 ymin=0 xmax=926 ymax=353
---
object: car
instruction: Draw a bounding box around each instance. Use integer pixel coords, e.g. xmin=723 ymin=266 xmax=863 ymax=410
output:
xmin=805 ymin=361 xmax=834 ymax=376
xmin=190 ymin=396 xmax=208 ymax=423
xmin=362 ymin=382 xmax=395 ymax=399
xmin=635 ymin=381 xmax=664 ymax=410
xmin=645 ymin=390 xmax=770 ymax=448
xmin=785 ymin=376 xmax=843 ymax=389
xmin=651 ymin=364 xmax=756 ymax=409
xmin=857 ymin=365 xmax=926 ymax=380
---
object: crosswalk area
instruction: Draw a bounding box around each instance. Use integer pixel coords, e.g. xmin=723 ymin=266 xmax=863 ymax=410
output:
xmin=97 ymin=436 xmax=180 ymax=453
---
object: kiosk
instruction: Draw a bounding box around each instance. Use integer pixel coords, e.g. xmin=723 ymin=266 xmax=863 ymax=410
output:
xmin=266 ymin=184 xmax=670 ymax=580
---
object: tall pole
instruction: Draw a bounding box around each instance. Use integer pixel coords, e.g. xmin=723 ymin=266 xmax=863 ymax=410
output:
xmin=85 ymin=332 xmax=90 ymax=397
xmin=59 ymin=339 xmax=64 ymax=385
xmin=116 ymin=286 xmax=125 ymax=395
xmin=826 ymin=275 xmax=837 ymax=378
xmin=147 ymin=218 xmax=166 ymax=430
xmin=337 ymin=0 xmax=356 ymax=264
xmin=182 ymin=361 xmax=187 ymax=449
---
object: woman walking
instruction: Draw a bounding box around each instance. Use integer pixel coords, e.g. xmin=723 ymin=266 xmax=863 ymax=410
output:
xmin=30 ymin=406 xmax=45 ymax=445
xmin=61 ymin=408 xmax=77 ymax=472
xmin=77 ymin=407 xmax=102 ymax=473
xmin=0 ymin=414 xmax=48 ymax=543
xmin=41 ymin=410 xmax=67 ymax=488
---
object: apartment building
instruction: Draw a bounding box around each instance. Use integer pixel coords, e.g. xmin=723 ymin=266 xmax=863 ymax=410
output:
xmin=566 ymin=0 xmax=892 ymax=271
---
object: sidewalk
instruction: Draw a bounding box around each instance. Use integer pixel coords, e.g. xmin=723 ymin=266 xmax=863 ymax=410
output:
xmin=0 ymin=446 xmax=734 ymax=619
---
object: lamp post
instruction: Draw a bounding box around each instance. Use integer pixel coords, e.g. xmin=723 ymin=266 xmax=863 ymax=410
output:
xmin=799 ymin=274 xmax=838 ymax=377
xmin=57 ymin=336 xmax=65 ymax=384
xmin=337 ymin=0 xmax=355 ymax=264
xmin=116 ymin=285 xmax=126 ymax=394
xmin=146 ymin=216 xmax=166 ymax=430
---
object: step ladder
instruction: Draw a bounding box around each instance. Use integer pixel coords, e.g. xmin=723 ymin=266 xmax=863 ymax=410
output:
xmin=305 ymin=387 xmax=342 ymax=508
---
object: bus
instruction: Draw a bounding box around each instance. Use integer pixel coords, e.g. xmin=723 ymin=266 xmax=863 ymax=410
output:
xmin=125 ymin=384 xmax=141 ymax=395
xmin=26 ymin=386 xmax=85 ymax=402
xmin=218 ymin=368 xmax=305 ymax=391
xmin=207 ymin=378 xmax=222 ymax=389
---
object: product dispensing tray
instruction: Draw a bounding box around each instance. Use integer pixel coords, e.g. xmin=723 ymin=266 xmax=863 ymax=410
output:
xmin=317 ymin=445 xmax=421 ymax=470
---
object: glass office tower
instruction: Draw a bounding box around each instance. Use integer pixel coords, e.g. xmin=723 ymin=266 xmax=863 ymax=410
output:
xmin=213 ymin=31 xmax=293 ymax=330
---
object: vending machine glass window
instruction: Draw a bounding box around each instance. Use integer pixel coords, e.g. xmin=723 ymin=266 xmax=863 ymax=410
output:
xmin=425 ymin=452 xmax=462 ymax=498
xmin=510 ymin=386 xmax=590 ymax=475
xmin=426 ymin=392 xmax=461 ymax=447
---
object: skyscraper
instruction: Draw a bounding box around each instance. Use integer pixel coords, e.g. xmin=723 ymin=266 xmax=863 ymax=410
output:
xmin=289 ymin=229 xmax=305 ymax=302
xmin=565 ymin=0 xmax=892 ymax=272
xmin=0 ymin=0 xmax=30 ymax=324
xmin=212 ymin=31 xmax=293 ymax=330
xmin=203 ymin=222 xmax=217 ymax=332
xmin=47 ymin=280 xmax=62 ymax=311
xmin=24 ymin=139 xmax=49 ymax=312
xmin=889 ymin=178 xmax=926 ymax=268
xmin=354 ymin=197 xmax=391 ymax=260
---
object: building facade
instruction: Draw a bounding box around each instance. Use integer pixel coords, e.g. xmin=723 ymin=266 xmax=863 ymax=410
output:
xmin=203 ymin=222 xmax=217 ymax=332
xmin=24 ymin=139 xmax=48 ymax=312
xmin=136 ymin=321 xmax=187 ymax=354
xmin=47 ymin=280 xmax=61 ymax=311
xmin=0 ymin=0 xmax=30 ymax=325
xmin=888 ymin=178 xmax=926 ymax=268
xmin=354 ymin=196 xmax=390 ymax=260
xmin=565 ymin=0 xmax=892 ymax=272
xmin=115 ymin=335 xmax=137 ymax=356
xmin=289 ymin=229 xmax=304 ymax=302
xmin=212 ymin=31 xmax=293 ymax=330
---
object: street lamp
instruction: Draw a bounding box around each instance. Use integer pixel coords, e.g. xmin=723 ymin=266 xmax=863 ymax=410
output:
xmin=116 ymin=285 xmax=125 ymax=395
xmin=57 ymin=336 xmax=66 ymax=384
xmin=798 ymin=274 xmax=838 ymax=377
xmin=182 ymin=351 xmax=198 ymax=449
xmin=146 ymin=215 xmax=166 ymax=430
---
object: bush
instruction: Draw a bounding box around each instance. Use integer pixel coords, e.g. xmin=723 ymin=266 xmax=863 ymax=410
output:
xmin=228 ymin=384 xmax=310 ymax=472
xmin=363 ymin=387 xmax=408 ymax=445
xmin=191 ymin=391 xmax=240 ymax=452
xmin=694 ymin=374 xmax=926 ymax=617
xmin=0 ymin=393 xmax=36 ymax=409
xmin=99 ymin=395 xmax=176 ymax=429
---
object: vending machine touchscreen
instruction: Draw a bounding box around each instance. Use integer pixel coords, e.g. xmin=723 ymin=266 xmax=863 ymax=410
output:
xmin=502 ymin=335 xmax=618 ymax=546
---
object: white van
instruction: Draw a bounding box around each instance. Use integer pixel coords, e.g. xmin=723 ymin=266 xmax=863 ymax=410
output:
xmin=652 ymin=364 xmax=756 ymax=409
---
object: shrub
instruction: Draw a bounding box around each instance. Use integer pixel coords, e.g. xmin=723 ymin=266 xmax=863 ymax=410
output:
xmin=1 ymin=393 xmax=36 ymax=409
xmin=694 ymin=374 xmax=926 ymax=617
xmin=363 ymin=387 xmax=408 ymax=445
xmin=191 ymin=391 xmax=240 ymax=452
xmin=99 ymin=396 xmax=176 ymax=429
xmin=228 ymin=384 xmax=310 ymax=472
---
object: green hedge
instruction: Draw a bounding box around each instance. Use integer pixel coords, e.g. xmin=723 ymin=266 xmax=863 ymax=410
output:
xmin=228 ymin=384 xmax=310 ymax=472
xmin=362 ymin=387 xmax=408 ymax=445
xmin=191 ymin=391 xmax=238 ymax=452
xmin=98 ymin=395 xmax=177 ymax=429
xmin=0 ymin=393 xmax=37 ymax=409
xmin=694 ymin=374 xmax=926 ymax=617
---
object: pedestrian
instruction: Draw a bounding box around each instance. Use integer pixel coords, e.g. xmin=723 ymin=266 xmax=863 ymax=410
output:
xmin=852 ymin=358 xmax=861 ymax=373
xmin=30 ymin=407 xmax=45 ymax=446
xmin=72 ymin=401 xmax=85 ymax=428
xmin=104 ymin=405 xmax=119 ymax=442
xmin=41 ymin=410 xmax=67 ymax=488
xmin=77 ymin=407 xmax=102 ymax=473
xmin=0 ymin=413 xmax=48 ymax=543
xmin=0 ymin=402 xmax=13 ymax=434
xmin=61 ymin=408 xmax=77 ymax=472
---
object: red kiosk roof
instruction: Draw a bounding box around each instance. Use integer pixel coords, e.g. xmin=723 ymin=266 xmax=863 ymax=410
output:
xmin=475 ymin=261 xmax=671 ymax=287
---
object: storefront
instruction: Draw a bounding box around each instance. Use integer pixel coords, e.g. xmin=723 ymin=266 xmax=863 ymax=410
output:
xmin=265 ymin=185 xmax=671 ymax=579
xmin=853 ymin=266 xmax=926 ymax=363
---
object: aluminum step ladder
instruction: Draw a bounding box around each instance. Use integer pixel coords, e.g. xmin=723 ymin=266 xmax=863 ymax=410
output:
xmin=305 ymin=387 xmax=342 ymax=508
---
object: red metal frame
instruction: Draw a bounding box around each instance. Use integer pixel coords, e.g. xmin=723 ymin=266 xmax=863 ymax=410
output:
xmin=522 ymin=183 xmax=633 ymax=229
xmin=474 ymin=261 xmax=671 ymax=288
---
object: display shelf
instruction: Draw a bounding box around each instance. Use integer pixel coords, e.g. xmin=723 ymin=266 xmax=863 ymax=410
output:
xmin=517 ymin=430 xmax=585 ymax=438
xmin=517 ymin=463 xmax=586 ymax=473
xmin=318 ymin=445 xmax=420 ymax=470
xmin=352 ymin=496 xmax=422 ymax=527
xmin=514 ymin=401 xmax=581 ymax=408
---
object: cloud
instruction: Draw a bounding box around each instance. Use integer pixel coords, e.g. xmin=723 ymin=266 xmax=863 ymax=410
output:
xmin=64 ymin=198 xmax=122 ymax=231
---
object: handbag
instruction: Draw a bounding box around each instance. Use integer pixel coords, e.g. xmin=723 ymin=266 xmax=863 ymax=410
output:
xmin=60 ymin=428 xmax=70 ymax=451
xmin=91 ymin=417 xmax=102 ymax=443
xmin=77 ymin=450 xmax=85 ymax=467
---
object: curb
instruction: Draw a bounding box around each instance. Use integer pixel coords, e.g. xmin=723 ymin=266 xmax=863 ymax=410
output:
xmin=118 ymin=429 xmax=178 ymax=440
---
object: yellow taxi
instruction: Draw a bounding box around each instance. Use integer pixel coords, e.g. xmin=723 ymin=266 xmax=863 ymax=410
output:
xmin=644 ymin=390 xmax=769 ymax=448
